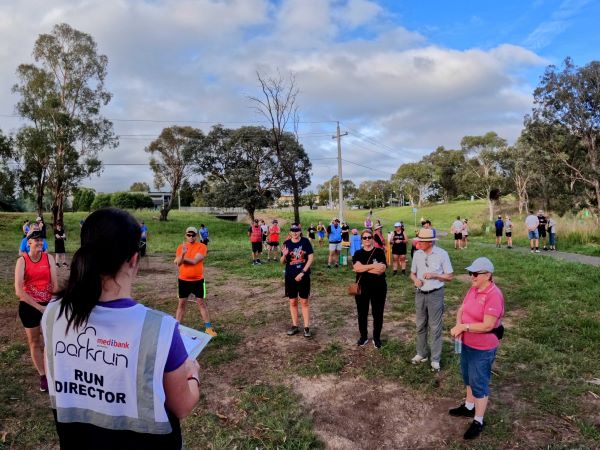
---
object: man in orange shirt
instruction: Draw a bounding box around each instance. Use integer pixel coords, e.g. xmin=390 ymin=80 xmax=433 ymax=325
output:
xmin=267 ymin=219 xmax=281 ymax=261
xmin=174 ymin=226 xmax=217 ymax=336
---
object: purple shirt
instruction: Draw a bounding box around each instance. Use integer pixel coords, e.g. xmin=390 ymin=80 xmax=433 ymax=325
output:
xmin=98 ymin=298 xmax=188 ymax=372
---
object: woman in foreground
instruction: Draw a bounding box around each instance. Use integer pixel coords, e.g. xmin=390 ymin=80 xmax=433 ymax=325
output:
xmin=42 ymin=208 xmax=200 ymax=449
xmin=15 ymin=229 xmax=58 ymax=392
xmin=449 ymin=257 xmax=504 ymax=440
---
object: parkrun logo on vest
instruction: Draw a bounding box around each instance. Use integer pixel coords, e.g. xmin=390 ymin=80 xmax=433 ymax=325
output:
xmin=55 ymin=326 xmax=130 ymax=368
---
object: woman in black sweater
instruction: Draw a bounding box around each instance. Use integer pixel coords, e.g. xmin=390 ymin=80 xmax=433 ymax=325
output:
xmin=352 ymin=229 xmax=387 ymax=349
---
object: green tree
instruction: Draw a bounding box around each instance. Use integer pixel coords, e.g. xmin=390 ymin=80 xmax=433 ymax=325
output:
xmin=316 ymin=176 xmax=357 ymax=207
xmin=196 ymin=125 xmax=292 ymax=220
xmin=527 ymin=58 xmax=600 ymax=216
xmin=13 ymin=23 xmax=116 ymax=226
xmin=0 ymin=131 xmax=18 ymax=208
xmin=146 ymin=126 xmax=203 ymax=221
xmin=392 ymin=161 xmax=434 ymax=207
xmin=458 ymin=132 xmax=507 ymax=221
xmin=422 ymin=146 xmax=465 ymax=202
xmin=72 ymin=187 xmax=96 ymax=212
xmin=90 ymin=193 xmax=111 ymax=210
xmin=129 ymin=181 xmax=150 ymax=192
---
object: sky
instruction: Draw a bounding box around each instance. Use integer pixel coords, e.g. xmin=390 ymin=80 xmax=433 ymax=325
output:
xmin=1 ymin=0 xmax=598 ymax=194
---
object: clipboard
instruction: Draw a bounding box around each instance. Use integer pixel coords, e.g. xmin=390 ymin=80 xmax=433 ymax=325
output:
xmin=179 ymin=325 xmax=212 ymax=359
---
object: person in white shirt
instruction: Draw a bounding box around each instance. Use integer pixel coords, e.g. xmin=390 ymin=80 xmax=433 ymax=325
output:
xmin=504 ymin=216 xmax=513 ymax=249
xmin=451 ymin=216 xmax=464 ymax=250
xmin=409 ymin=228 xmax=454 ymax=371
xmin=547 ymin=213 xmax=557 ymax=250
xmin=524 ymin=211 xmax=540 ymax=253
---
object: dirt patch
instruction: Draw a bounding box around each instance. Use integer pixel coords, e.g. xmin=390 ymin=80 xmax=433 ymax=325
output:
xmin=293 ymin=375 xmax=459 ymax=449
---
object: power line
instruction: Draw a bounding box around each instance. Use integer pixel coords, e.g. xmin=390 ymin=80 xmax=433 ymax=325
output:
xmin=341 ymin=158 xmax=394 ymax=176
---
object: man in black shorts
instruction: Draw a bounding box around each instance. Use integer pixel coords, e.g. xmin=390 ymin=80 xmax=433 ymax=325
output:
xmin=281 ymin=223 xmax=314 ymax=338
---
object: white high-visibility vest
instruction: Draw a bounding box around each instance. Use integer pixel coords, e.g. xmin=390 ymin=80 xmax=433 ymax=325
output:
xmin=42 ymin=300 xmax=177 ymax=434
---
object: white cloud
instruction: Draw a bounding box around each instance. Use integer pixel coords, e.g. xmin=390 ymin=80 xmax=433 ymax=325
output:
xmin=0 ymin=0 xmax=547 ymax=193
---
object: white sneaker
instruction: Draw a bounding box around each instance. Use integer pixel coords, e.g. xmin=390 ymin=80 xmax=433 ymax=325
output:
xmin=411 ymin=354 xmax=428 ymax=364
xmin=431 ymin=361 xmax=441 ymax=371
xmin=535 ymin=249 xmax=541 ymax=253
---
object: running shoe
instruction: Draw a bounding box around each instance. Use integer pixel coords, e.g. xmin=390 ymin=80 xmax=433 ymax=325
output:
xmin=464 ymin=420 xmax=484 ymax=440
xmin=303 ymin=327 xmax=311 ymax=338
xmin=356 ymin=337 xmax=369 ymax=346
xmin=373 ymin=339 xmax=382 ymax=349
xmin=449 ymin=403 xmax=476 ymax=418
xmin=411 ymin=354 xmax=428 ymax=364
xmin=287 ymin=326 xmax=299 ymax=336
xmin=205 ymin=327 xmax=218 ymax=337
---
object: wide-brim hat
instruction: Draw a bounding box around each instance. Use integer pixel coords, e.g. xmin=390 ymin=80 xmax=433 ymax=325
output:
xmin=415 ymin=228 xmax=437 ymax=242
xmin=374 ymin=224 xmax=383 ymax=230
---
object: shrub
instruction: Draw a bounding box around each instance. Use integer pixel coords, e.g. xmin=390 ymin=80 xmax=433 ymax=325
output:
xmin=90 ymin=193 xmax=112 ymax=210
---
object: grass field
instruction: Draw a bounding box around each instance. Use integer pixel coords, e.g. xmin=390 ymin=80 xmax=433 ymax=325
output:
xmin=0 ymin=203 xmax=599 ymax=448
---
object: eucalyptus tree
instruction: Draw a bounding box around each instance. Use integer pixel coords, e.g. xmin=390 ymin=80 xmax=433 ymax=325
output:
xmin=526 ymin=58 xmax=600 ymax=217
xmin=13 ymin=23 xmax=116 ymax=225
xmin=146 ymin=126 xmax=203 ymax=221
xmin=458 ymin=132 xmax=507 ymax=221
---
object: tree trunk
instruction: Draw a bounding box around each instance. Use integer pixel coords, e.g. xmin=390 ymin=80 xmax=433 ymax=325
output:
xmin=487 ymin=187 xmax=494 ymax=221
xmin=246 ymin=207 xmax=255 ymax=222
xmin=291 ymin=181 xmax=300 ymax=224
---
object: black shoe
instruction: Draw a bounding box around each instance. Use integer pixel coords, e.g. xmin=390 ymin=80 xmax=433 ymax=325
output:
xmin=303 ymin=327 xmax=311 ymax=338
xmin=256 ymin=259 xmax=262 ymax=264
xmin=449 ymin=403 xmax=475 ymax=418
xmin=334 ymin=264 xmax=339 ymax=268
xmin=463 ymin=420 xmax=484 ymax=440
xmin=402 ymin=270 xmax=406 ymax=275
xmin=56 ymin=263 xmax=60 ymax=267
xmin=327 ymin=265 xmax=331 ymax=269
xmin=287 ymin=326 xmax=299 ymax=336
xmin=356 ymin=337 xmax=369 ymax=346
xmin=62 ymin=262 xmax=69 ymax=267
xmin=393 ymin=270 xmax=397 ymax=275
xmin=373 ymin=338 xmax=382 ymax=349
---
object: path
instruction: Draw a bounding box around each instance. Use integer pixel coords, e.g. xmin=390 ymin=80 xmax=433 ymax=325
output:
xmin=470 ymin=242 xmax=600 ymax=267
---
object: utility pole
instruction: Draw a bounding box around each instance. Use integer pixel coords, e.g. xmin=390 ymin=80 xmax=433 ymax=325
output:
xmin=328 ymin=183 xmax=333 ymax=209
xmin=332 ymin=122 xmax=348 ymax=221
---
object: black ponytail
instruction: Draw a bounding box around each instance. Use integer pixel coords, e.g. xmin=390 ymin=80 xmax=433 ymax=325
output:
xmin=58 ymin=208 xmax=141 ymax=333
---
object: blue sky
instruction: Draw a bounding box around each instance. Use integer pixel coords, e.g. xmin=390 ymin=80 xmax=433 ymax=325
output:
xmin=0 ymin=0 xmax=598 ymax=192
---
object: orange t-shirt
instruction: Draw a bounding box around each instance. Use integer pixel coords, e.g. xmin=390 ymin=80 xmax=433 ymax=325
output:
xmin=176 ymin=241 xmax=207 ymax=281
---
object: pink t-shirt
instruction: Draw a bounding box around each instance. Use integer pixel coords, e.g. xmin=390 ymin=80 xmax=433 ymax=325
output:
xmin=461 ymin=282 xmax=504 ymax=350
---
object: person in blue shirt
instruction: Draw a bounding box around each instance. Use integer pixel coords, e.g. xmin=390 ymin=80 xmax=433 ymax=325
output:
xmin=140 ymin=221 xmax=148 ymax=257
xmin=326 ymin=218 xmax=343 ymax=268
xmin=199 ymin=224 xmax=209 ymax=245
xmin=349 ymin=229 xmax=362 ymax=266
xmin=19 ymin=224 xmax=48 ymax=256
xmin=494 ymin=216 xmax=504 ymax=248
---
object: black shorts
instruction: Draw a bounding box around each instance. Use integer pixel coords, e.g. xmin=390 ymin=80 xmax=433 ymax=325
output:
xmin=505 ymin=232 xmax=512 ymax=237
xmin=19 ymin=301 xmax=49 ymax=328
xmin=268 ymin=241 xmax=279 ymax=248
xmin=538 ymin=228 xmax=547 ymax=238
xmin=178 ymin=279 xmax=205 ymax=299
xmin=392 ymin=243 xmax=407 ymax=256
xmin=495 ymin=230 xmax=503 ymax=237
xmin=285 ymin=275 xmax=310 ymax=299
xmin=251 ymin=242 xmax=263 ymax=253
xmin=454 ymin=233 xmax=463 ymax=240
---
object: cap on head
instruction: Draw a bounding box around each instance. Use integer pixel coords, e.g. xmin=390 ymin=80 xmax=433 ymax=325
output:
xmin=185 ymin=226 xmax=198 ymax=234
xmin=374 ymin=224 xmax=382 ymax=230
xmin=28 ymin=230 xmax=42 ymax=239
xmin=290 ymin=223 xmax=301 ymax=232
xmin=465 ymin=257 xmax=494 ymax=273
xmin=415 ymin=228 xmax=437 ymax=242
xmin=394 ymin=222 xmax=401 ymax=227
xmin=36 ymin=216 xmax=42 ymax=222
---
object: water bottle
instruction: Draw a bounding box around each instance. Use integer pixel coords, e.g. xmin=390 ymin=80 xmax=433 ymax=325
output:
xmin=454 ymin=337 xmax=462 ymax=354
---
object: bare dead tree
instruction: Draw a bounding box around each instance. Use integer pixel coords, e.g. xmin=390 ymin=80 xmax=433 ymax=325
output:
xmin=249 ymin=70 xmax=304 ymax=224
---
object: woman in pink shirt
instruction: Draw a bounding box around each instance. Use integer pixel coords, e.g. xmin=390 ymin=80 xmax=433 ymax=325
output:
xmin=449 ymin=257 xmax=504 ymax=441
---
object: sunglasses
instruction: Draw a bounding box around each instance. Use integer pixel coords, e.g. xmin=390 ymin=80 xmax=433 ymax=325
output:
xmin=186 ymin=233 xmax=196 ymax=237
xmin=362 ymin=236 xmax=373 ymax=240
xmin=468 ymin=271 xmax=487 ymax=277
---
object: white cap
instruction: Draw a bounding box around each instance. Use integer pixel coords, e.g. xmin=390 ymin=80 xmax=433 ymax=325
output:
xmin=465 ymin=257 xmax=494 ymax=273
xmin=185 ymin=226 xmax=198 ymax=234
xmin=394 ymin=222 xmax=402 ymax=227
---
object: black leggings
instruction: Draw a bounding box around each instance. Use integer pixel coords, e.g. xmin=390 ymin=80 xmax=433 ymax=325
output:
xmin=355 ymin=282 xmax=387 ymax=341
